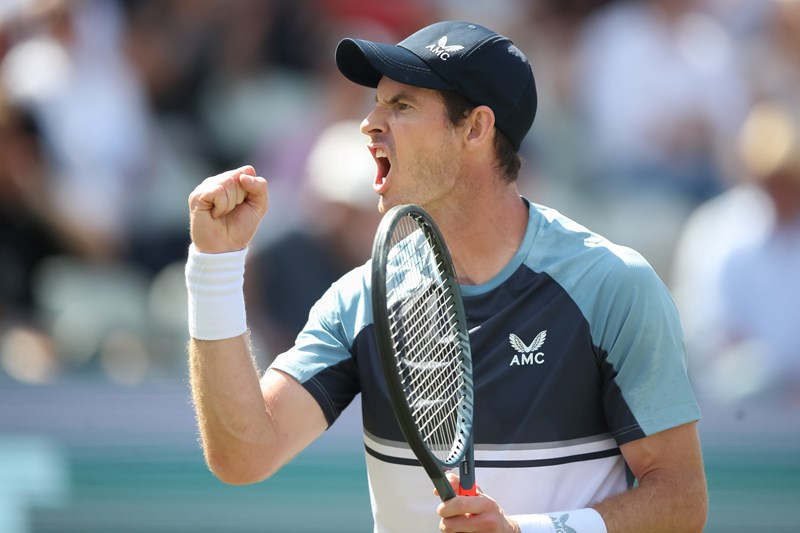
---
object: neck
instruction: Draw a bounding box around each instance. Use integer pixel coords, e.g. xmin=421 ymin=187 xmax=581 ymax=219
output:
xmin=433 ymin=183 xmax=528 ymax=286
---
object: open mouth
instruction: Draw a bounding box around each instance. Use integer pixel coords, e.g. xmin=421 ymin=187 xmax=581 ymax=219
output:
xmin=371 ymin=145 xmax=391 ymax=192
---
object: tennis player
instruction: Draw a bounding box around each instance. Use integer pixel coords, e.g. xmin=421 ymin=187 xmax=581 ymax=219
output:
xmin=186 ymin=21 xmax=708 ymax=532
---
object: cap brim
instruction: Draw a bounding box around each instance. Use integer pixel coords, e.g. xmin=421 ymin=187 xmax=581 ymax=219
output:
xmin=335 ymin=38 xmax=452 ymax=90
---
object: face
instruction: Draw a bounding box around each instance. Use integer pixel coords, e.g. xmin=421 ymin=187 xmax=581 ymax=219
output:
xmin=361 ymin=77 xmax=465 ymax=214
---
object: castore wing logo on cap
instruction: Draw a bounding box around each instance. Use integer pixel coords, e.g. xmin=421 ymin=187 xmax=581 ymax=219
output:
xmin=425 ymin=36 xmax=464 ymax=61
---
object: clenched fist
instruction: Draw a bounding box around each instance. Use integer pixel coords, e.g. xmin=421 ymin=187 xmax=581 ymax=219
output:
xmin=188 ymin=166 xmax=268 ymax=254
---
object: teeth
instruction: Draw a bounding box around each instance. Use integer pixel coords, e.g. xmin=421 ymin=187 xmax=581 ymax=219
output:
xmin=375 ymin=148 xmax=388 ymax=158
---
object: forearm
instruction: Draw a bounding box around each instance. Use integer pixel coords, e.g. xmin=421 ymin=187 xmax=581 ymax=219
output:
xmin=592 ymin=423 xmax=708 ymax=533
xmin=594 ymin=470 xmax=707 ymax=533
xmin=505 ymin=424 xmax=708 ymax=533
xmin=504 ymin=478 xmax=705 ymax=533
xmin=189 ymin=334 xmax=275 ymax=484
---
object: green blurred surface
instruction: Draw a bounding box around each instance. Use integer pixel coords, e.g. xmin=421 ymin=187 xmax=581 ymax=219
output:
xmin=703 ymin=448 xmax=800 ymax=532
xmin=14 ymin=444 xmax=798 ymax=532
xmin=29 ymin=447 xmax=374 ymax=533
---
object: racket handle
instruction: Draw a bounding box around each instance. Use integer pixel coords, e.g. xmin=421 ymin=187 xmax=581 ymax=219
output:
xmin=457 ymin=454 xmax=477 ymax=497
xmin=458 ymin=483 xmax=477 ymax=497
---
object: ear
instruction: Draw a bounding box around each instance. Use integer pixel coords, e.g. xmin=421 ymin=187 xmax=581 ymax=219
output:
xmin=464 ymin=105 xmax=496 ymax=148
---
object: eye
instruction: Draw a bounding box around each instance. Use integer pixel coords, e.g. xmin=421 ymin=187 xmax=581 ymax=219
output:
xmin=396 ymin=102 xmax=411 ymax=111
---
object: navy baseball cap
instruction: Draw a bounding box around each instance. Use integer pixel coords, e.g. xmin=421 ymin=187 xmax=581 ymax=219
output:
xmin=335 ymin=21 xmax=537 ymax=151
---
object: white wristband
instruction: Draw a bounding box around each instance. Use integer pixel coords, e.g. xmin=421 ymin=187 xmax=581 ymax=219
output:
xmin=185 ymin=244 xmax=249 ymax=340
xmin=512 ymin=508 xmax=607 ymax=533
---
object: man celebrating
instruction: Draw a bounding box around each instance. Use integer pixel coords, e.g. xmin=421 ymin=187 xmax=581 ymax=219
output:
xmin=186 ymin=21 xmax=707 ymax=532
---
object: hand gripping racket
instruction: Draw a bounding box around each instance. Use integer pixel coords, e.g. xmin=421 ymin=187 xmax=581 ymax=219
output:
xmin=371 ymin=204 xmax=476 ymax=501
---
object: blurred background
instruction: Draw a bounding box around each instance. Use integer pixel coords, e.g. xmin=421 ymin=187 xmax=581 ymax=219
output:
xmin=0 ymin=0 xmax=798 ymax=531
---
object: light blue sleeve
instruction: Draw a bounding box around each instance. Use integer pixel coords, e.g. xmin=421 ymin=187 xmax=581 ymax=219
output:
xmin=268 ymin=265 xmax=372 ymax=424
xmin=531 ymin=206 xmax=700 ymax=440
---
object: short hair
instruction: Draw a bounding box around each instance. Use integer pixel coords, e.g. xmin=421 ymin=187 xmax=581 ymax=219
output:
xmin=438 ymin=89 xmax=522 ymax=183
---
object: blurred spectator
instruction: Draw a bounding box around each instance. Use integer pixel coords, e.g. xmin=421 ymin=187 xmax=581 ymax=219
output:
xmin=320 ymin=0 xmax=438 ymax=38
xmin=0 ymin=91 xmax=62 ymax=383
xmin=672 ymin=101 xmax=800 ymax=406
xmin=0 ymin=0 xmax=191 ymax=384
xmin=246 ymin=17 xmax=388 ymax=246
xmin=574 ymin=0 xmax=750 ymax=201
xmin=245 ymin=120 xmax=380 ymax=360
xmin=673 ymin=0 xmax=800 ymax=407
xmin=565 ymin=0 xmax=752 ymax=281
xmin=194 ymin=0 xmax=320 ymax=170
xmin=1 ymin=0 xmax=155 ymax=261
xmin=508 ymin=1 xmax=613 ymax=218
xmin=0 ymin=91 xmax=80 ymax=320
xmin=741 ymin=0 xmax=800 ymax=109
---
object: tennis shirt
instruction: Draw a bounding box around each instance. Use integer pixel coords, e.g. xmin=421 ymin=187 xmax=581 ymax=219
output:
xmin=270 ymin=199 xmax=700 ymax=532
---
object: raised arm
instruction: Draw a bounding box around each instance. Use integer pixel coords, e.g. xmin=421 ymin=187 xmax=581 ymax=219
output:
xmin=186 ymin=166 xmax=327 ymax=484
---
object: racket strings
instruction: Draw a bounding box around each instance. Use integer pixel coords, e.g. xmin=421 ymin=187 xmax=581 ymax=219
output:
xmin=385 ymin=218 xmax=470 ymax=463
xmin=398 ymin=299 xmax=462 ymax=411
xmin=391 ymin=302 xmax=464 ymax=459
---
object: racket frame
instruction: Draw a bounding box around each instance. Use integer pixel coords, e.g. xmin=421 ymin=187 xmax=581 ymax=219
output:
xmin=371 ymin=204 xmax=476 ymax=501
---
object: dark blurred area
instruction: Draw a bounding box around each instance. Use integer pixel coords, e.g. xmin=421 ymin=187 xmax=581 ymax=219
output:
xmin=0 ymin=0 xmax=798 ymax=531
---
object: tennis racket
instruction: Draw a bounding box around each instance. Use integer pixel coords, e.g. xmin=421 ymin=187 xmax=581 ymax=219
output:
xmin=371 ymin=204 xmax=476 ymax=501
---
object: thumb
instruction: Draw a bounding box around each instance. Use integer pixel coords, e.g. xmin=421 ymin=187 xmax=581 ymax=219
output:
xmin=239 ymin=165 xmax=256 ymax=177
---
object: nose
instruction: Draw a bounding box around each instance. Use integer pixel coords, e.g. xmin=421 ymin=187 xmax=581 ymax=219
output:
xmin=360 ymin=106 xmax=386 ymax=137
